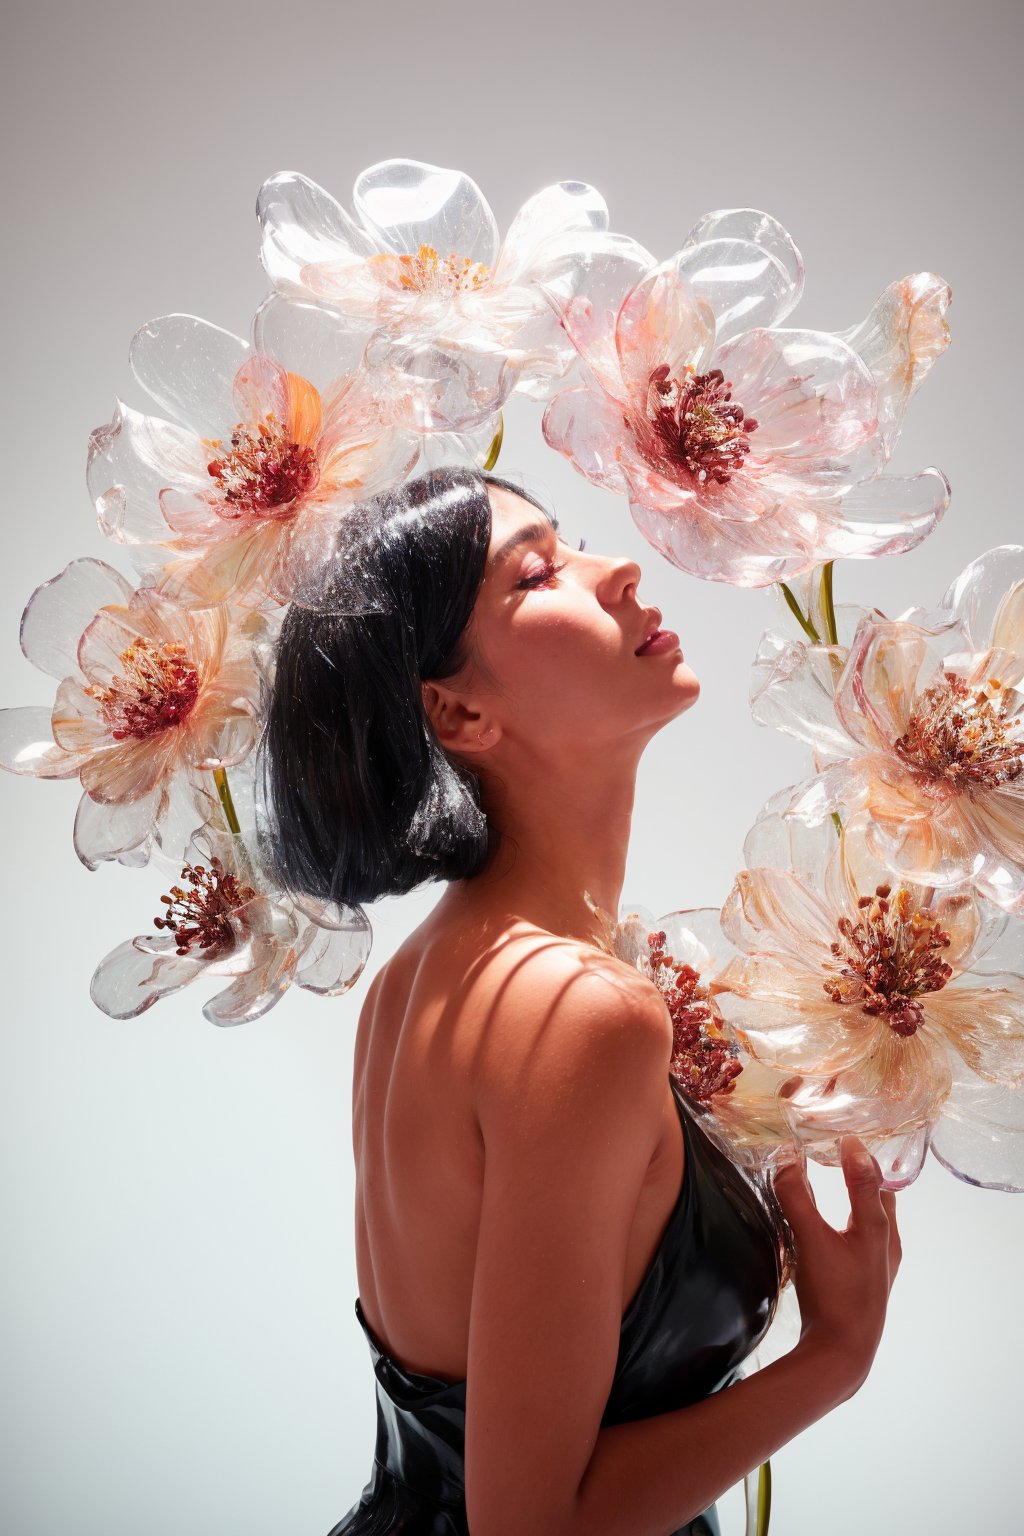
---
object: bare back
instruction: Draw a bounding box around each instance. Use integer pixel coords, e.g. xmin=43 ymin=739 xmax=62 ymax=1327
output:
xmin=353 ymin=902 xmax=684 ymax=1381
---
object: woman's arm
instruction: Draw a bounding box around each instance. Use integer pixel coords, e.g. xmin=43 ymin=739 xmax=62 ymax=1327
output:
xmin=464 ymin=940 xmax=898 ymax=1536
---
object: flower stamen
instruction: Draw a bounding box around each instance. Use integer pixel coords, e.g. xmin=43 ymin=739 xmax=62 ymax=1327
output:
xmin=153 ymin=856 xmax=258 ymax=956
xmin=823 ymin=882 xmax=953 ymax=1037
xmin=641 ymin=363 xmax=759 ymax=485
xmin=384 ymin=242 xmax=490 ymax=295
xmin=893 ymin=671 xmax=1024 ymax=789
xmin=85 ymin=636 xmax=200 ymax=740
xmin=646 ymin=928 xmax=744 ymax=1102
xmin=204 ymin=411 xmax=320 ymax=517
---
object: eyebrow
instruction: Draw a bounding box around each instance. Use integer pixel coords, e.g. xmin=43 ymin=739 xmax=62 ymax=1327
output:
xmin=489 ymin=515 xmax=561 ymax=569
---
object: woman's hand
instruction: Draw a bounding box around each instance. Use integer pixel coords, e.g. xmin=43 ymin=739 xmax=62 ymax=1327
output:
xmin=771 ymin=1134 xmax=902 ymax=1400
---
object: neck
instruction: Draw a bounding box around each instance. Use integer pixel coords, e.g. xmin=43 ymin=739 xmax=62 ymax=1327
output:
xmin=438 ymin=747 xmax=640 ymax=946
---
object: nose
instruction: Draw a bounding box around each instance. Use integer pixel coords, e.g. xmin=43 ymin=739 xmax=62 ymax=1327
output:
xmin=597 ymin=551 xmax=643 ymax=601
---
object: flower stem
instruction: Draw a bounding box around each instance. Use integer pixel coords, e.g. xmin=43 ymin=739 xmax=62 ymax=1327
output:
xmin=819 ymin=561 xmax=838 ymax=646
xmin=212 ymin=766 xmax=241 ymax=836
xmin=744 ymin=1458 xmax=773 ymax=1536
xmin=483 ymin=413 xmax=504 ymax=469
xmin=778 ymin=582 xmax=822 ymax=646
xmin=757 ymin=1458 xmax=772 ymax=1536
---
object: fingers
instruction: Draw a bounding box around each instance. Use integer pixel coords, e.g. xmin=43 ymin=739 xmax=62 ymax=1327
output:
xmin=840 ymin=1134 xmax=888 ymax=1233
xmin=880 ymin=1187 xmax=902 ymax=1277
xmin=771 ymin=1152 xmax=821 ymax=1240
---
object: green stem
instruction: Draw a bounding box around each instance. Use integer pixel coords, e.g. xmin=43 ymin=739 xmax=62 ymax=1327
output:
xmin=778 ymin=581 xmax=821 ymax=646
xmin=483 ymin=413 xmax=504 ymax=469
xmin=212 ymin=766 xmax=241 ymax=836
xmin=819 ymin=560 xmax=838 ymax=646
xmin=757 ymin=1458 xmax=772 ymax=1536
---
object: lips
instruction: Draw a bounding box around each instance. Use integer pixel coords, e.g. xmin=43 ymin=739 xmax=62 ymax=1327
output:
xmin=635 ymin=609 xmax=663 ymax=654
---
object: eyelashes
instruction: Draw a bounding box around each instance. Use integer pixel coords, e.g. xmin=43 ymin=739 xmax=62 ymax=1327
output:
xmin=517 ymin=537 xmax=587 ymax=590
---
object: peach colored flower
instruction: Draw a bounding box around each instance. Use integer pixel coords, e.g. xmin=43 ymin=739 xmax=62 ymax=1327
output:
xmin=753 ymin=544 xmax=1024 ymax=915
xmin=541 ymin=208 xmax=951 ymax=588
xmin=256 ymin=158 xmax=656 ymax=432
xmin=714 ymin=809 xmax=1024 ymax=1190
xmin=0 ymin=558 xmax=267 ymax=869
xmin=585 ymin=893 xmax=806 ymax=1173
xmin=86 ymin=303 xmax=424 ymax=609
xmin=90 ymin=824 xmax=371 ymax=1025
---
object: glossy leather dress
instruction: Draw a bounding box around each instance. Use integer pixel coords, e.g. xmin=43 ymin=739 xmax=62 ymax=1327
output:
xmin=327 ymin=1073 xmax=787 ymax=1535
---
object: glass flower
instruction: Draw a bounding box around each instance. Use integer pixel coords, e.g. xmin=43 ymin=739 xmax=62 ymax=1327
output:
xmin=86 ymin=303 xmax=424 ymax=609
xmin=541 ymin=208 xmax=951 ymax=588
xmin=0 ymin=557 xmax=268 ymax=868
xmin=753 ymin=544 xmax=1024 ymax=916
xmin=255 ymin=158 xmax=656 ymax=432
xmin=713 ymin=808 xmax=1024 ymax=1190
xmin=90 ymin=823 xmax=372 ymax=1025
xmin=584 ymin=891 xmax=807 ymax=1173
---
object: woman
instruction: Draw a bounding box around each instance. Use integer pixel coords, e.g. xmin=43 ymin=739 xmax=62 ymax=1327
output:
xmin=260 ymin=466 xmax=901 ymax=1536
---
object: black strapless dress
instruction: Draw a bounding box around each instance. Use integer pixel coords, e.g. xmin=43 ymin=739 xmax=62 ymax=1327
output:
xmin=327 ymin=1073 xmax=788 ymax=1536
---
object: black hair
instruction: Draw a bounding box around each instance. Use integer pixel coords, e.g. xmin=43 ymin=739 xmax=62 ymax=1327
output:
xmin=256 ymin=464 xmax=553 ymax=909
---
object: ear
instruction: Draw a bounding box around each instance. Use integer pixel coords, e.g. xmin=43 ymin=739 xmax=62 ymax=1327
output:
xmin=421 ymin=681 xmax=501 ymax=754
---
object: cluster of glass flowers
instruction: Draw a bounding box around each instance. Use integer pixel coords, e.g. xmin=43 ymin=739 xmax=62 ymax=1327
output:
xmin=1 ymin=156 xmax=1020 ymax=1192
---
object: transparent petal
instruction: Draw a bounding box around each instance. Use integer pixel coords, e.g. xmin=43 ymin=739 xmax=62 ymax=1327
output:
xmin=614 ymin=262 xmax=717 ymax=405
xmin=719 ymin=866 xmax=838 ymax=967
xmin=832 ymin=272 xmax=952 ymax=462
xmin=541 ymin=383 xmax=631 ymax=493
xmin=87 ymin=399 xmax=212 ymax=545
xmin=714 ymin=327 xmax=877 ymax=460
xmin=79 ymin=733 xmax=179 ymax=803
xmin=353 ymin=157 xmax=500 ymax=267
xmin=714 ymin=958 xmax=878 ymax=1074
xmin=532 ymin=232 xmax=659 ymax=396
xmin=251 ymin=292 xmax=372 ymax=394
xmin=74 ymin=784 xmax=163 ymax=870
xmin=932 ymin=981 xmax=1024 ymax=1088
xmin=256 ymin=170 xmax=378 ymax=294
xmin=811 ymin=468 xmax=951 ymax=561
xmin=202 ymin=932 xmax=297 ymax=1026
xmin=295 ymin=909 xmax=373 ymax=995
xmin=19 ymin=557 xmax=135 ymax=677
xmin=90 ymin=935 xmax=208 ymax=1018
xmin=938 ymin=543 xmax=1024 ymax=654
xmin=748 ymin=630 xmax=855 ymax=757
xmin=672 ymin=234 xmax=797 ymax=346
xmin=0 ymin=705 xmax=85 ymax=778
xmin=930 ymin=1052 xmax=1024 ymax=1190
xmin=684 ymin=208 xmax=804 ymax=328
xmin=129 ymin=314 xmax=249 ymax=435
xmin=492 ymin=180 xmax=609 ymax=285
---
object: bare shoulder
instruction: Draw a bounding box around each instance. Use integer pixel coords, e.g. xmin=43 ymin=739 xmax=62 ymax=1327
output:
xmin=470 ymin=926 xmax=673 ymax=1137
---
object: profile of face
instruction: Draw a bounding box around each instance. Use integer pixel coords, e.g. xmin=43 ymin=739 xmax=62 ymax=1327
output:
xmin=422 ymin=485 xmax=700 ymax=771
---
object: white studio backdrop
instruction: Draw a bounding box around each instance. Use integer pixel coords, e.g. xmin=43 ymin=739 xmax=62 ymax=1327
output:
xmin=1 ymin=1 xmax=1021 ymax=1532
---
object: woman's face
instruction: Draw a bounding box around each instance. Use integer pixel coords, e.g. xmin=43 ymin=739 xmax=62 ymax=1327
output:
xmin=441 ymin=485 xmax=700 ymax=761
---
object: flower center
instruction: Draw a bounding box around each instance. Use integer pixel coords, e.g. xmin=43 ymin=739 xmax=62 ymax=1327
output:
xmin=386 ymin=242 xmax=490 ymax=295
xmin=153 ymin=856 xmax=258 ymax=956
xmin=641 ymin=363 xmax=758 ymax=485
xmin=893 ymin=671 xmax=1024 ymax=789
xmin=646 ymin=928 xmax=744 ymax=1102
xmin=205 ymin=411 xmax=320 ymax=517
xmin=85 ymin=636 xmax=200 ymax=741
xmin=823 ymin=883 xmax=953 ymax=1037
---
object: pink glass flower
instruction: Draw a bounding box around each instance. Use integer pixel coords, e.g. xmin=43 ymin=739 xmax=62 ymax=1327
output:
xmin=714 ymin=808 xmax=1024 ymax=1190
xmin=753 ymin=544 xmax=1024 ymax=915
xmin=256 ymin=158 xmax=656 ymax=432
xmin=541 ymin=208 xmax=951 ymax=588
xmin=90 ymin=824 xmax=372 ymax=1025
xmin=86 ymin=303 xmax=425 ymax=609
xmin=0 ymin=558 xmax=267 ymax=868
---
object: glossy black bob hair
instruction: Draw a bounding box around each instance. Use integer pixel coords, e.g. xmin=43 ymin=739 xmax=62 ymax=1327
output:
xmin=256 ymin=465 xmax=554 ymax=909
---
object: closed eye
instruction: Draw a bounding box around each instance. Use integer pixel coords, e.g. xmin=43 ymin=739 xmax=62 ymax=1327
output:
xmin=516 ymin=537 xmax=587 ymax=590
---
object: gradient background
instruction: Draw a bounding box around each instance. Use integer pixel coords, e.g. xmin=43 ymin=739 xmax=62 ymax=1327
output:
xmin=2 ymin=2 xmax=1021 ymax=1532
